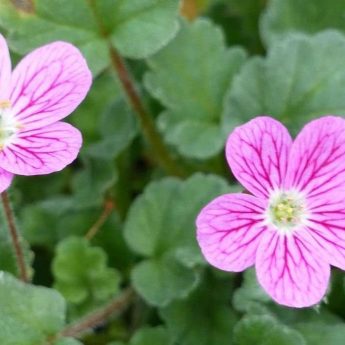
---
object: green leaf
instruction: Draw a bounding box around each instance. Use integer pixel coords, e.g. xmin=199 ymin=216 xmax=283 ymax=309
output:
xmin=132 ymin=256 xmax=199 ymax=308
xmin=108 ymin=0 xmax=181 ymax=59
xmin=295 ymin=322 xmax=345 ymax=345
xmin=54 ymin=338 xmax=84 ymax=345
xmin=233 ymin=315 xmax=306 ymax=345
xmin=160 ymin=273 xmax=238 ymax=345
xmin=71 ymin=72 xmax=122 ymax=145
xmin=86 ymin=99 xmax=138 ymax=160
xmin=0 ymin=0 xmax=108 ymax=75
xmin=72 ymin=156 xmax=118 ymax=209
xmin=0 ymin=272 xmax=67 ymax=345
xmin=124 ymin=173 xmax=229 ymax=306
xmin=0 ymin=0 xmax=181 ymax=75
xmin=145 ymin=18 xmax=246 ymax=159
xmin=130 ymin=326 xmax=171 ymax=345
xmin=53 ymin=237 xmax=121 ymax=306
xmin=223 ymin=31 xmax=345 ymax=135
xmin=233 ymin=269 xmax=270 ymax=313
xmin=261 ymin=0 xmax=345 ymax=46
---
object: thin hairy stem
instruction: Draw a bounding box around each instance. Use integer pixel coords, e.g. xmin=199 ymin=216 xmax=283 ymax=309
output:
xmin=60 ymin=287 xmax=135 ymax=338
xmin=1 ymin=191 xmax=29 ymax=282
xmin=109 ymin=46 xmax=185 ymax=177
xmin=85 ymin=199 xmax=114 ymax=240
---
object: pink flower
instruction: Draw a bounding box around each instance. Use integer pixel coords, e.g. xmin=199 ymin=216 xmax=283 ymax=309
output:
xmin=0 ymin=34 xmax=92 ymax=191
xmin=196 ymin=116 xmax=345 ymax=308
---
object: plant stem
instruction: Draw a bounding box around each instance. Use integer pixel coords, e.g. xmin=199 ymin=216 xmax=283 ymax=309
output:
xmin=108 ymin=46 xmax=185 ymax=177
xmin=85 ymin=199 xmax=114 ymax=240
xmin=1 ymin=191 xmax=29 ymax=283
xmin=60 ymin=287 xmax=135 ymax=338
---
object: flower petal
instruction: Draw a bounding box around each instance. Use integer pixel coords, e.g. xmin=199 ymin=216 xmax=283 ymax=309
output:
xmin=0 ymin=122 xmax=82 ymax=175
xmin=285 ymin=116 xmax=345 ymax=198
xmin=256 ymin=229 xmax=330 ymax=307
xmin=196 ymin=193 xmax=267 ymax=272
xmin=10 ymin=41 xmax=92 ymax=130
xmin=306 ymin=193 xmax=345 ymax=270
xmin=0 ymin=168 xmax=13 ymax=193
xmin=0 ymin=34 xmax=11 ymax=100
xmin=226 ymin=117 xmax=292 ymax=198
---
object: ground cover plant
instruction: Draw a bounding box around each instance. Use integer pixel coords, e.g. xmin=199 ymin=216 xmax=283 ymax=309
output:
xmin=1 ymin=0 xmax=345 ymax=344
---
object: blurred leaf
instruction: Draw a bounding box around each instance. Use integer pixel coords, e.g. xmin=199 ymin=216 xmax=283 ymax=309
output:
xmin=233 ymin=315 xmax=306 ymax=345
xmin=261 ymin=0 xmax=345 ymax=46
xmin=71 ymin=72 xmax=122 ymax=145
xmin=86 ymin=99 xmax=138 ymax=160
xmin=130 ymin=326 xmax=171 ymax=345
xmin=53 ymin=237 xmax=121 ymax=307
xmin=233 ymin=269 xmax=270 ymax=313
xmin=145 ymin=18 xmax=246 ymax=159
xmin=0 ymin=271 xmax=68 ymax=344
xmin=72 ymin=157 xmax=118 ymax=209
xmin=223 ymin=31 xmax=345 ymax=135
xmin=0 ymin=0 xmax=181 ymax=75
xmin=208 ymin=0 xmax=265 ymax=54
xmin=54 ymin=338 xmax=84 ymax=345
xmin=124 ymin=173 xmax=229 ymax=306
xmin=295 ymin=322 xmax=345 ymax=345
xmin=160 ymin=273 xmax=237 ymax=345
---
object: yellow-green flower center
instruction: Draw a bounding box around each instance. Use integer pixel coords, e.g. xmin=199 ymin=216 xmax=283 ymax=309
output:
xmin=0 ymin=100 xmax=20 ymax=149
xmin=266 ymin=190 xmax=307 ymax=233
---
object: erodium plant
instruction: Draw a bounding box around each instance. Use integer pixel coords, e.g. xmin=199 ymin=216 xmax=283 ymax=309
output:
xmin=0 ymin=34 xmax=91 ymax=190
xmin=197 ymin=116 xmax=345 ymax=307
xmin=2 ymin=0 xmax=345 ymax=344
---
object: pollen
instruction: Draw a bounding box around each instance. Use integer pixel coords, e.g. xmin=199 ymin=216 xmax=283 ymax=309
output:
xmin=266 ymin=190 xmax=308 ymax=234
xmin=0 ymin=100 xmax=11 ymax=109
xmin=0 ymin=100 xmax=20 ymax=149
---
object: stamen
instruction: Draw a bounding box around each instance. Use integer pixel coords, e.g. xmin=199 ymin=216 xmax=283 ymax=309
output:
xmin=266 ymin=190 xmax=308 ymax=234
xmin=0 ymin=100 xmax=11 ymax=109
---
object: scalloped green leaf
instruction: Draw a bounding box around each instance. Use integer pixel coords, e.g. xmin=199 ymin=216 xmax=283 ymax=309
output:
xmin=160 ymin=274 xmax=238 ymax=345
xmin=232 ymin=269 xmax=270 ymax=313
xmin=53 ymin=237 xmax=121 ymax=307
xmin=145 ymin=18 xmax=246 ymax=159
xmin=131 ymin=327 xmax=171 ymax=345
xmin=295 ymin=322 xmax=345 ymax=345
xmin=223 ymin=31 xmax=345 ymax=135
xmin=233 ymin=315 xmax=306 ymax=345
xmin=0 ymin=272 xmax=68 ymax=345
xmin=54 ymin=338 xmax=84 ymax=345
xmin=124 ymin=173 xmax=229 ymax=306
xmin=261 ymin=0 xmax=345 ymax=46
xmin=108 ymin=0 xmax=181 ymax=59
xmin=0 ymin=0 xmax=181 ymax=75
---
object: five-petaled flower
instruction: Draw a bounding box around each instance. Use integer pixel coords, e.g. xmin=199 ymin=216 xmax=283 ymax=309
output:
xmin=0 ymin=34 xmax=92 ymax=191
xmin=196 ymin=116 xmax=345 ymax=307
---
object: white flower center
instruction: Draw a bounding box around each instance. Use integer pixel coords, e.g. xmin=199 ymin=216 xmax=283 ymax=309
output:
xmin=265 ymin=190 xmax=308 ymax=235
xmin=0 ymin=100 xmax=21 ymax=149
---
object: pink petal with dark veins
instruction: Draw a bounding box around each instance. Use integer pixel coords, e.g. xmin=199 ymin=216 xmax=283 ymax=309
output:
xmin=0 ymin=168 xmax=13 ymax=193
xmin=10 ymin=41 xmax=92 ymax=130
xmin=0 ymin=122 xmax=82 ymax=175
xmin=305 ymin=192 xmax=345 ymax=270
xmin=226 ymin=117 xmax=292 ymax=198
xmin=196 ymin=193 xmax=267 ymax=272
xmin=285 ymin=116 xmax=345 ymax=198
xmin=256 ymin=228 xmax=330 ymax=307
xmin=0 ymin=34 xmax=11 ymax=100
